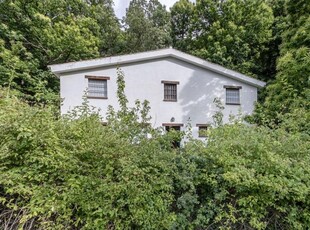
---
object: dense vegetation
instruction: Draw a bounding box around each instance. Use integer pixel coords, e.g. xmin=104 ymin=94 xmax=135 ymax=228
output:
xmin=0 ymin=0 xmax=309 ymax=229
xmin=1 ymin=74 xmax=309 ymax=229
xmin=0 ymin=0 xmax=308 ymax=118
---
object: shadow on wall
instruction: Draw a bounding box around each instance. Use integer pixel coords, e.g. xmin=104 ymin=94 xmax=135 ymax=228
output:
xmin=178 ymin=66 xmax=229 ymax=126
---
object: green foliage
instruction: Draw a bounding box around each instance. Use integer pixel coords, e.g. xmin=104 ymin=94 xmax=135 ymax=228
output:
xmin=253 ymin=0 xmax=310 ymax=128
xmin=212 ymin=97 xmax=225 ymax=127
xmin=170 ymin=0 xmax=195 ymax=51
xmin=1 ymin=70 xmax=310 ymax=229
xmin=1 ymin=1 xmax=310 ymax=229
xmin=173 ymin=123 xmax=310 ymax=229
xmin=106 ymin=68 xmax=154 ymax=142
xmin=256 ymin=0 xmax=286 ymax=82
xmin=254 ymin=47 xmax=310 ymax=127
xmin=0 ymin=37 xmax=58 ymax=103
xmin=0 ymin=0 xmax=122 ymax=103
xmin=0 ymin=0 xmax=120 ymax=64
xmin=171 ymin=0 xmax=274 ymax=78
xmin=123 ymin=0 xmax=172 ymax=52
xmin=0 ymin=89 xmax=176 ymax=229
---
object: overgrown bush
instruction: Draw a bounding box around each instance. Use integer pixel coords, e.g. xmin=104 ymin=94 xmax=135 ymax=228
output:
xmin=173 ymin=123 xmax=310 ymax=229
xmin=0 ymin=90 xmax=176 ymax=229
xmin=0 ymin=71 xmax=309 ymax=229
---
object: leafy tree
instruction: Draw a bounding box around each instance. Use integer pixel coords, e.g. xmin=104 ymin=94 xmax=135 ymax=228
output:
xmin=257 ymin=0 xmax=287 ymax=82
xmin=123 ymin=0 xmax=171 ymax=52
xmin=194 ymin=0 xmax=274 ymax=77
xmin=0 ymin=35 xmax=57 ymax=103
xmin=171 ymin=0 xmax=274 ymax=78
xmin=253 ymin=0 xmax=310 ymax=126
xmin=0 ymin=0 xmax=101 ymax=65
xmin=170 ymin=0 xmax=195 ymax=52
xmin=78 ymin=0 xmax=125 ymax=55
xmin=0 ymin=0 xmax=122 ymax=103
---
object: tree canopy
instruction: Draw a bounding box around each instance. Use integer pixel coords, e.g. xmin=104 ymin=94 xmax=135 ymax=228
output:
xmin=253 ymin=0 xmax=310 ymax=127
xmin=0 ymin=0 xmax=121 ymax=103
xmin=171 ymin=0 xmax=274 ymax=78
xmin=123 ymin=0 xmax=171 ymax=53
xmin=1 ymin=0 xmax=308 ymax=108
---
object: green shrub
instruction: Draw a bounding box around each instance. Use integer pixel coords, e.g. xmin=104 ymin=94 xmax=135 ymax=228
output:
xmin=0 ymin=93 xmax=176 ymax=229
xmin=173 ymin=123 xmax=310 ymax=229
xmin=1 ymin=71 xmax=309 ymax=229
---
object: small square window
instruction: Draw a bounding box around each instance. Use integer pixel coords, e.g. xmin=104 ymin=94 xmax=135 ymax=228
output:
xmin=85 ymin=76 xmax=110 ymax=99
xmin=224 ymin=86 xmax=241 ymax=105
xmin=162 ymin=81 xmax=179 ymax=102
xmin=197 ymin=124 xmax=209 ymax=137
xmin=162 ymin=123 xmax=183 ymax=148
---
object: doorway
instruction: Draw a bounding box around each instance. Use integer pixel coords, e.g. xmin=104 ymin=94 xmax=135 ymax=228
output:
xmin=163 ymin=123 xmax=183 ymax=148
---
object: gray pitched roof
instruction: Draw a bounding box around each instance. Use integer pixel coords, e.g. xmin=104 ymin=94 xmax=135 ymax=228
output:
xmin=48 ymin=48 xmax=266 ymax=88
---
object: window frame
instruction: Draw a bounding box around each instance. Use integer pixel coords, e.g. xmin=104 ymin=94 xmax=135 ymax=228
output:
xmin=162 ymin=80 xmax=179 ymax=102
xmin=85 ymin=75 xmax=110 ymax=99
xmin=224 ymin=85 xmax=242 ymax=105
xmin=196 ymin=124 xmax=209 ymax=137
xmin=162 ymin=123 xmax=184 ymax=128
xmin=162 ymin=123 xmax=183 ymax=148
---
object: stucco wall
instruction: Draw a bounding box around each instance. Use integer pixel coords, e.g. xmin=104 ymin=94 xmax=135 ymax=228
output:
xmin=60 ymin=57 xmax=258 ymax=139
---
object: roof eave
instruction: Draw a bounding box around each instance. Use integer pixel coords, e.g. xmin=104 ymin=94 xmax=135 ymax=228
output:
xmin=48 ymin=48 xmax=266 ymax=88
xmin=48 ymin=52 xmax=171 ymax=75
xmin=170 ymin=52 xmax=266 ymax=88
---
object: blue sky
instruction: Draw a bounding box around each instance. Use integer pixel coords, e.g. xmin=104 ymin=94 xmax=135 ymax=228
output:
xmin=114 ymin=0 xmax=188 ymax=19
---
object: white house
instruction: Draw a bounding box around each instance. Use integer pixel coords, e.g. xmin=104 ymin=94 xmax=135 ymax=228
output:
xmin=49 ymin=48 xmax=265 ymax=139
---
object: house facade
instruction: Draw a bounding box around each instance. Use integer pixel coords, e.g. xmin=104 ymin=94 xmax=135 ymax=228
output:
xmin=49 ymin=48 xmax=265 ymax=139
